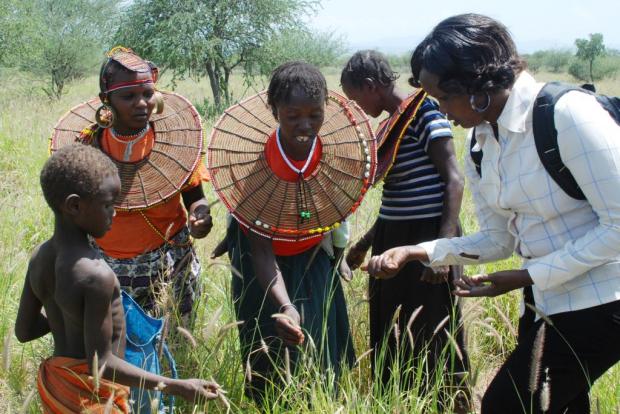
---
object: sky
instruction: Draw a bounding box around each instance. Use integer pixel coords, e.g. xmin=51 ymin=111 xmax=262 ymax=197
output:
xmin=309 ymin=0 xmax=620 ymax=54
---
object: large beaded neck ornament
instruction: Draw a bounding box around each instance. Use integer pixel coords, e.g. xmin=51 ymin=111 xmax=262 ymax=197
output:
xmin=207 ymin=90 xmax=378 ymax=241
xmin=49 ymin=47 xmax=204 ymax=211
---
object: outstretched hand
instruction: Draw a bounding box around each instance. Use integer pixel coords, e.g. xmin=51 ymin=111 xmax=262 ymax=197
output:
xmin=169 ymin=378 xmax=222 ymax=403
xmin=453 ymin=270 xmax=533 ymax=298
xmin=346 ymin=243 xmax=369 ymax=271
xmin=364 ymin=246 xmax=414 ymax=279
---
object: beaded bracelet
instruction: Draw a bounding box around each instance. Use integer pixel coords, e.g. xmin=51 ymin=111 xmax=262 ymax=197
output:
xmin=278 ymin=302 xmax=297 ymax=313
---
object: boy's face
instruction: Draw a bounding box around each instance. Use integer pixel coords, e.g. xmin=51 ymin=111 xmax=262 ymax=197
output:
xmin=75 ymin=174 xmax=121 ymax=238
xmin=275 ymin=86 xmax=325 ymax=143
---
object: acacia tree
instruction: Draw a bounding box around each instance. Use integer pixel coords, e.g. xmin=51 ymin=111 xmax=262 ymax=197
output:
xmin=575 ymin=33 xmax=606 ymax=83
xmin=117 ymin=0 xmax=338 ymax=109
xmin=11 ymin=0 xmax=119 ymax=99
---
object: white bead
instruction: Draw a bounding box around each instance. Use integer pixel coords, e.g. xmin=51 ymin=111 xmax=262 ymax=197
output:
xmin=366 ymin=163 xmax=371 ymax=170
xmin=263 ymin=223 xmax=270 ymax=229
xmin=255 ymin=220 xmax=262 ymax=226
xmin=364 ymin=171 xmax=370 ymax=178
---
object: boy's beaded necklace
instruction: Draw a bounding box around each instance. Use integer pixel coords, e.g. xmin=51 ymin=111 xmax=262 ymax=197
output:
xmin=109 ymin=124 xmax=151 ymax=162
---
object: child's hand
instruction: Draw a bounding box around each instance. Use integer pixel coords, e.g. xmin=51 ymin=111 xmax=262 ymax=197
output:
xmin=338 ymin=257 xmax=353 ymax=282
xmin=453 ymin=270 xmax=533 ymax=297
xmin=189 ymin=204 xmax=213 ymax=238
xmin=420 ymin=266 xmax=450 ymax=284
xmin=168 ymin=378 xmax=221 ymax=403
xmin=346 ymin=242 xmax=369 ymax=270
xmin=274 ymin=307 xmax=304 ymax=346
xmin=210 ymin=236 xmax=228 ymax=259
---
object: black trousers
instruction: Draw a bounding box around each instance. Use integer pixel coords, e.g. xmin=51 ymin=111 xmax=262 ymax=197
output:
xmin=482 ymin=299 xmax=620 ymax=414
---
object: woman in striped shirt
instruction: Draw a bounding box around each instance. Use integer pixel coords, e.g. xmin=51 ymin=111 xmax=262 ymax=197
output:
xmin=341 ymin=50 xmax=469 ymax=412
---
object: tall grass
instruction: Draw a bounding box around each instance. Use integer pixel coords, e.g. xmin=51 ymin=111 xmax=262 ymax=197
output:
xmin=0 ymin=69 xmax=618 ymax=412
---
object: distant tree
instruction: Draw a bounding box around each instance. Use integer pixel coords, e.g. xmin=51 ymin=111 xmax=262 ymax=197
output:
xmin=0 ymin=0 xmax=22 ymax=65
xmin=253 ymin=29 xmax=347 ymax=77
xmin=575 ymin=33 xmax=606 ymax=82
xmin=117 ymin=0 xmax=328 ymax=110
xmin=12 ymin=0 xmax=119 ymax=99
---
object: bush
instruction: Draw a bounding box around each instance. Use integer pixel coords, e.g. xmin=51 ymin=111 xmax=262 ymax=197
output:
xmin=569 ymin=56 xmax=619 ymax=82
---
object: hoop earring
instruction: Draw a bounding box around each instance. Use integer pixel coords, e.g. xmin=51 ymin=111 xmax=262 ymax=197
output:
xmin=153 ymin=91 xmax=165 ymax=114
xmin=95 ymin=104 xmax=115 ymax=128
xmin=470 ymin=93 xmax=491 ymax=113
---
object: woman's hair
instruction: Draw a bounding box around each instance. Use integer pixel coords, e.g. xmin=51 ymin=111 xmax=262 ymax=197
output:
xmin=267 ymin=61 xmax=328 ymax=117
xmin=340 ymin=50 xmax=399 ymax=88
xmin=409 ymin=13 xmax=526 ymax=94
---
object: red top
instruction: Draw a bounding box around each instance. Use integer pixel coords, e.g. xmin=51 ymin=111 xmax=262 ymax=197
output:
xmin=247 ymin=131 xmax=324 ymax=256
xmin=95 ymin=127 xmax=208 ymax=258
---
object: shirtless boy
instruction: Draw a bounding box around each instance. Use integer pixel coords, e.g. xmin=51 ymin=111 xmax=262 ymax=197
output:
xmin=15 ymin=144 xmax=219 ymax=413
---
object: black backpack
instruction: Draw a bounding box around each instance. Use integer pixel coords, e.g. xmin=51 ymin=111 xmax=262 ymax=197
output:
xmin=470 ymin=82 xmax=620 ymax=200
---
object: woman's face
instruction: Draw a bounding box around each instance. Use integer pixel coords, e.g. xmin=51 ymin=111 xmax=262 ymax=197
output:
xmin=419 ymin=69 xmax=486 ymax=129
xmin=105 ymin=70 xmax=156 ymax=133
xmin=275 ymin=86 xmax=325 ymax=144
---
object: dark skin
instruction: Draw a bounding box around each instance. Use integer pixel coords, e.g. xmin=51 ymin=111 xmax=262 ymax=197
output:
xmin=342 ymin=78 xmax=464 ymax=283
xmin=99 ymin=70 xmax=212 ymax=239
xmin=15 ymin=174 xmax=220 ymax=403
xmin=364 ymin=69 xmax=534 ymax=297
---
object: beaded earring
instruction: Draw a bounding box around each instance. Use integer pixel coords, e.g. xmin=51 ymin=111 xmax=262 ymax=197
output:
xmin=95 ymin=103 xmax=115 ymax=129
xmin=153 ymin=91 xmax=165 ymax=114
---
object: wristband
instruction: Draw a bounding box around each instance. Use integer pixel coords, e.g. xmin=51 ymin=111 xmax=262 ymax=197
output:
xmin=278 ymin=302 xmax=297 ymax=313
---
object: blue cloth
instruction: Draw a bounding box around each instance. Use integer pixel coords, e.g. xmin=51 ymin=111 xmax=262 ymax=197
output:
xmin=122 ymin=291 xmax=177 ymax=414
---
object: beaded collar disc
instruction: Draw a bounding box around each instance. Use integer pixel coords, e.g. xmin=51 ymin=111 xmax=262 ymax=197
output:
xmin=207 ymin=90 xmax=378 ymax=242
xmin=50 ymin=91 xmax=204 ymax=211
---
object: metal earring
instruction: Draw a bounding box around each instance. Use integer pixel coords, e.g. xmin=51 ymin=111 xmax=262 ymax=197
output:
xmin=153 ymin=91 xmax=165 ymax=114
xmin=95 ymin=104 xmax=115 ymax=128
xmin=470 ymin=93 xmax=491 ymax=113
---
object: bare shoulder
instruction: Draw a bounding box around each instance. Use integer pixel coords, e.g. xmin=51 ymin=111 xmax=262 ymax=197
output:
xmin=28 ymin=240 xmax=54 ymax=270
xmin=71 ymin=256 xmax=118 ymax=299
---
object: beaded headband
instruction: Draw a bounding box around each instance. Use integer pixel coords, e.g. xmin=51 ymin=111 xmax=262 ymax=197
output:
xmin=100 ymin=46 xmax=159 ymax=94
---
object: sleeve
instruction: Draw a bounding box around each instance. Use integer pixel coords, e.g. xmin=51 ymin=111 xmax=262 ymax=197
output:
xmin=418 ymin=130 xmax=516 ymax=266
xmin=331 ymin=219 xmax=350 ymax=249
xmin=182 ymin=157 xmax=210 ymax=191
xmin=525 ymin=92 xmax=620 ymax=290
xmin=413 ymin=99 xmax=453 ymax=152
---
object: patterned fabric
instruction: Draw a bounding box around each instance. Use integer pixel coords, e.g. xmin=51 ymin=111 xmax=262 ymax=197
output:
xmin=37 ymin=356 xmax=130 ymax=414
xmin=93 ymin=227 xmax=201 ymax=316
xmin=420 ymin=71 xmax=620 ymax=317
xmin=379 ymin=98 xmax=453 ymax=220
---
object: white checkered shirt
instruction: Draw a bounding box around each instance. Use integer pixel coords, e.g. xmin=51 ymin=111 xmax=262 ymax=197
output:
xmin=419 ymin=71 xmax=620 ymax=316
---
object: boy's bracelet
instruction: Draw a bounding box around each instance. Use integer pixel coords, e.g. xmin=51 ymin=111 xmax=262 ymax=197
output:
xmin=279 ymin=302 xmax=297 ymax=313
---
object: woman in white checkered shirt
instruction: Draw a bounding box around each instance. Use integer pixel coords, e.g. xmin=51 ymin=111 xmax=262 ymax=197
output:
xmin=366 ymin=13 xmax=620 ymax=414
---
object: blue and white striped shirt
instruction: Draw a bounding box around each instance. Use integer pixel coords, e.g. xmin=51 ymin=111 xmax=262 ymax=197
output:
xmin=379 ymin=99 xmax=453 ymax=220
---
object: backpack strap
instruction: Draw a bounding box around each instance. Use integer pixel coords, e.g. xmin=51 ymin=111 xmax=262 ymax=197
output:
xmin=532 ymin=82 xmax=588 ymax=200
xmin=470 ymin=127 xmax=482 ymax=177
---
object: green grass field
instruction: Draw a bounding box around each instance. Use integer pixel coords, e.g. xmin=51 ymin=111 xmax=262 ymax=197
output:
xmin=0 ymin=68 xmax=618 ymax=412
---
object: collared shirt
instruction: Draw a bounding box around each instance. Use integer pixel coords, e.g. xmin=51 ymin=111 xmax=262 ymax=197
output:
xmin=419 ymin=71 xmax=620 ymax=316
